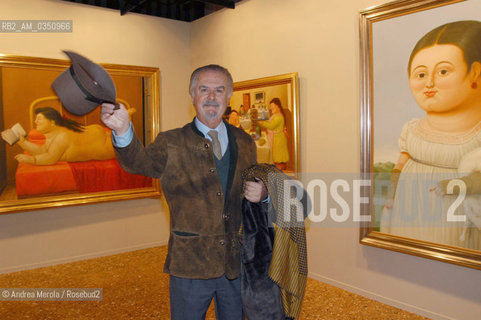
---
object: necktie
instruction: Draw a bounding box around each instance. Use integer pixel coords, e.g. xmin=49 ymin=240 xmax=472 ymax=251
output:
xmin=208 ymin=130 xmax=222 ymax=160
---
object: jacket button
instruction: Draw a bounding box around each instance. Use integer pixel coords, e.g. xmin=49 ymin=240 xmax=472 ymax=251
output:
xmin=222 ymin=214 xmax=229 ymax=220
xmin=216 ymin=192 xmax=222 ymax=197
xmin=209 ymin=168 xmax=215 ymax=173
xmin=204 ymin=143 xmax=209 ymax=149
xmin=219 ymin=240 xmax=225 ymax=245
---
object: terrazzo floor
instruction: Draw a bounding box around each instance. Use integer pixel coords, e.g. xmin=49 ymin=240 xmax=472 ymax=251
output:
xmin=0 ymin=246 xmax=429 ymax=320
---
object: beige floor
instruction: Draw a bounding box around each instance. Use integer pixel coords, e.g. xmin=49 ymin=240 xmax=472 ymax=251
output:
xmin=0 ymin=246 xmax=429 ymax=320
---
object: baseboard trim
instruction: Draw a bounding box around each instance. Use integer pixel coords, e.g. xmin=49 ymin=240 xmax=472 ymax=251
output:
xmin=0 ymin=241 xmax=168 ymax=275
xmin=307 ymin=272 xmax=454 ymax=320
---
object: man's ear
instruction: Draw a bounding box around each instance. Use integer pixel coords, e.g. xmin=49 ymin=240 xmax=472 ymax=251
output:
xmin=469 ymin=61 xmax=481 ymax=82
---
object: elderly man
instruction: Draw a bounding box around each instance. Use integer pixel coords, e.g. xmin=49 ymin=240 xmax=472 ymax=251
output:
xmin=101 ymin=64 xmax=266 ymax=319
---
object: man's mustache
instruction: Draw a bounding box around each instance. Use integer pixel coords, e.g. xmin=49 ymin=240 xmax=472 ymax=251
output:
xmin=203 ymin=100 xmax=220 ymax=108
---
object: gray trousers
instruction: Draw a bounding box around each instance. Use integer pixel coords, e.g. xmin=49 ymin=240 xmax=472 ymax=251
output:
xmin=169 ymin=275 xmax=243 ymax=320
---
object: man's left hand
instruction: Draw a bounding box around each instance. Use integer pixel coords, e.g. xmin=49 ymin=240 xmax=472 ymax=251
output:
xmin=244 ymin=179 xmax=267 ymax=203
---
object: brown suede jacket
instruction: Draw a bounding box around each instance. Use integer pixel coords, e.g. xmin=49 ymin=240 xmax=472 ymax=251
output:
xmin=114 ymin=120 xmax=257 ymax=279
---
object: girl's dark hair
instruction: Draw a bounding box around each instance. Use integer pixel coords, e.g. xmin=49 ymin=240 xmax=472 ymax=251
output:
xmin=269 ymin=97 xmax=286 ymax=118
xmin=35 ymin=107 xmax=84 ymax=132
xmin=408 ymin=20 xmax=481 ymax=74
xmin=270 ymin=97 xmax=282 ymax=108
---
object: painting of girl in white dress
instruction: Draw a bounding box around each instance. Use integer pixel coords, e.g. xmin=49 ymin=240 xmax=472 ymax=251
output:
xmin=378 ymin=20 xmax=481 ymax=250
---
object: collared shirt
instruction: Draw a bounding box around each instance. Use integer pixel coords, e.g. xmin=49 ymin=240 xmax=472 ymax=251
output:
xmin=194 ymin=117 xmax=228 ymax=157
xmin=111 ymin=122 xmax=134 ymax=147
xmin=112 ymin=119 xmax=228 ymax=156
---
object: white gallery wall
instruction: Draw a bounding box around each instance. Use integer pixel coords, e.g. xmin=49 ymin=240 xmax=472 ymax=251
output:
xmin=0 ymin=0 xmax=189 ymax=272
xmin=191 ymin=0 xmax=481 ymax=319
xmin=0 ymin=0 xmax=480 ymax=319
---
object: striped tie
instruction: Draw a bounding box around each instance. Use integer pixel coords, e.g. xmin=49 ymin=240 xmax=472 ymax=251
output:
xmin=208 ymin=130 xmax=222 ymax=160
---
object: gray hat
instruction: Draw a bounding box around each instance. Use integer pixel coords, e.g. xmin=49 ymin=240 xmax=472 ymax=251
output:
xmin=52 ymin=51 xmax=117 ymax=116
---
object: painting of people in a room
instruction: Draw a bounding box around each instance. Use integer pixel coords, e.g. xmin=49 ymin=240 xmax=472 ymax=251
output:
xmin=229 ymin=73 xmax=299 ymax=175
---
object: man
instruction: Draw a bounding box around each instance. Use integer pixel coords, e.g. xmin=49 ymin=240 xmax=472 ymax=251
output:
xmin=101 ymin=65 xmax=266 ymax=319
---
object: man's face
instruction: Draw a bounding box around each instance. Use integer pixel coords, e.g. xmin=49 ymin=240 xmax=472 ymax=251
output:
xmin=191 ymin=70 xmax=230 ymax=128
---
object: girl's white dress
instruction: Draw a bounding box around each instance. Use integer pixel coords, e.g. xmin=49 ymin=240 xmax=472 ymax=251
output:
xmin=381 ymin=118 xmax=481 ymax=250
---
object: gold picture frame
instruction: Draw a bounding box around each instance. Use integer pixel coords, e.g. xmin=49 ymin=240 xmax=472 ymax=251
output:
xmin=231 ymin=73 xmax=300 ymax=175
xmin=0 ymin=54 xmax=161 ymax=214
xmin=359 ymin=0 xmax=481 ymax=270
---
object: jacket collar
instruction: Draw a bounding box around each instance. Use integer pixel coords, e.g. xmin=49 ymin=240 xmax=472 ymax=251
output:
xmin=190 ymin=118 xmax=239 ymax=204
xmin=225 ymin=122 xmax=238 ymax=202
xmin=190 ymin=117 xmax=204 ymax=137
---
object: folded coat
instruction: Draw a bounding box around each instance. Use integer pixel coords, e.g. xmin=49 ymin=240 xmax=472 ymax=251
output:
xmin=241 ymin=164 xmax=308 ymax=319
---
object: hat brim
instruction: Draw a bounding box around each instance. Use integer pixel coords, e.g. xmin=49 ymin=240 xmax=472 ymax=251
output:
xmin=52 ymin=69 xmax=100 ymax=116
xmin=52 ymin=51 xmax=117 ymax=116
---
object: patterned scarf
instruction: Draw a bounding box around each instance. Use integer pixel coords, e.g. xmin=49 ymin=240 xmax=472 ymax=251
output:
xmin=242 ymin=164 xmax=308 ymax=319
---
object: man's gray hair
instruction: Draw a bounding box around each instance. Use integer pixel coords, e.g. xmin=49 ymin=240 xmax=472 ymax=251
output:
xmin=189 ymin=64 xmax=233 ymax=98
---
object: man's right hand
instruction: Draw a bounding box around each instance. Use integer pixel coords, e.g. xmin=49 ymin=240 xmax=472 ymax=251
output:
xmin=101 ymin=103 xmax=130 ymax=136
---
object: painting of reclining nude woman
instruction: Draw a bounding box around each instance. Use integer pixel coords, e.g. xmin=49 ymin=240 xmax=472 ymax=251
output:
xmin=0 ymin=55 xmax=160 ymax=212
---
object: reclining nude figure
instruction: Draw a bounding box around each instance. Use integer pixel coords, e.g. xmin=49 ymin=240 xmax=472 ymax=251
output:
xmin=14 ymin=107 xmax=115 ymax=165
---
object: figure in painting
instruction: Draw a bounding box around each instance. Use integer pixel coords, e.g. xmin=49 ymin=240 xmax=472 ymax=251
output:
xmin=14 ymin=107 xmax=115 ymax=165
xmin=228 ymin=110 xmax=243 ymax=129
xmin=238 ymin=104 xmax=248 ymax=118
xmin=258 ymin=98 xmax=289 ymax=170
xmin=382 ymin=20 xmax=481 ymax=250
